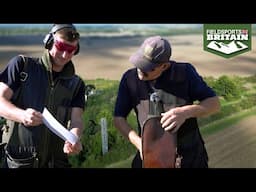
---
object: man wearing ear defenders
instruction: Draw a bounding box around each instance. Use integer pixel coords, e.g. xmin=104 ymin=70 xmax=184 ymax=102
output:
xmin=0 ymin=24 xmax=86 ymax=168
xmin=113 ymin=36 xmax=220 ymax=168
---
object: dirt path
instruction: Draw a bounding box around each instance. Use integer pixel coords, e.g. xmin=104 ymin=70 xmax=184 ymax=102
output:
xmin=204 ymin=115 xmax=256 ymax=168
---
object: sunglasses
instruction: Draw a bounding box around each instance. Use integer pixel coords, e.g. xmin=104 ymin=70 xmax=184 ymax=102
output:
xmin=54 ymin=40 xmax=77 ymax=54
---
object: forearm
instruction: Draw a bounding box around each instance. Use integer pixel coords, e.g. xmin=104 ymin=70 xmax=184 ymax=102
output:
xmin=65 ymin=119 xmax=84 ymax=154
xmin=70 ymin=108 xmax=84 ymax=138
xmin=183 ymin=96 xmax=221 ymax=119
xmin=0 ymin=82 xmax=24 ymax=123
xmin=114 ymin=117 xmax=141 ymax=150
xmin=70 ymin=120 xmax=84 ymax=138
xmin=0 ymin=96 xmax=25 ymax=123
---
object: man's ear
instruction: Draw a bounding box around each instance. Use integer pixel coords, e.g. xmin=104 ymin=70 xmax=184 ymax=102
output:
xmin=161 ymin=63 xmax=169 ymax=70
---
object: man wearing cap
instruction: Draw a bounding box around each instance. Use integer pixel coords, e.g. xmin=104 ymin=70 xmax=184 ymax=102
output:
xmin=113 ymin=36 xmax=220 ymax=168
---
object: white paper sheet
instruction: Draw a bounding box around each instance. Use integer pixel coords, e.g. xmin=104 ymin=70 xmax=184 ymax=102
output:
xmin=42 ymin=107 xmax=78 ymax=145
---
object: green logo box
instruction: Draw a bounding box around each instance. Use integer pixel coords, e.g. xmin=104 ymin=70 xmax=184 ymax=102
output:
xmin=203 ymin=24 xmax=251 ymax=58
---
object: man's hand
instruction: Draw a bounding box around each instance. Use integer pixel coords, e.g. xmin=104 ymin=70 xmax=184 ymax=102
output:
xmin=63 ymin=140 xmax=83 ymax=155
xmin=22 ymin=108 xmax=43 ymax=127
xmin=160 ymin=107 xmax=187 ymax=133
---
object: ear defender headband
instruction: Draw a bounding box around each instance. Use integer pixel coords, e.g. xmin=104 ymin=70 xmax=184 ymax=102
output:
xmin=43 ymin=24 xmax=80 ymax=55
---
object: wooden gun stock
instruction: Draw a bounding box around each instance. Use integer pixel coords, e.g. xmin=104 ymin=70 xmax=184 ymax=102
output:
xmin=142 ymin=116 xmax=177 ymax=168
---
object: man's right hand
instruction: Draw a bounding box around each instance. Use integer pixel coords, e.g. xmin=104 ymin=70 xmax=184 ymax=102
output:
xmin=22 ymin=108 xmax=43 ymax=126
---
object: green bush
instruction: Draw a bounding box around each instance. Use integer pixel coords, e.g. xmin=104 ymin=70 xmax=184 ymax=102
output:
xmin=212 ymin=75 xmax=241 ymax=101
